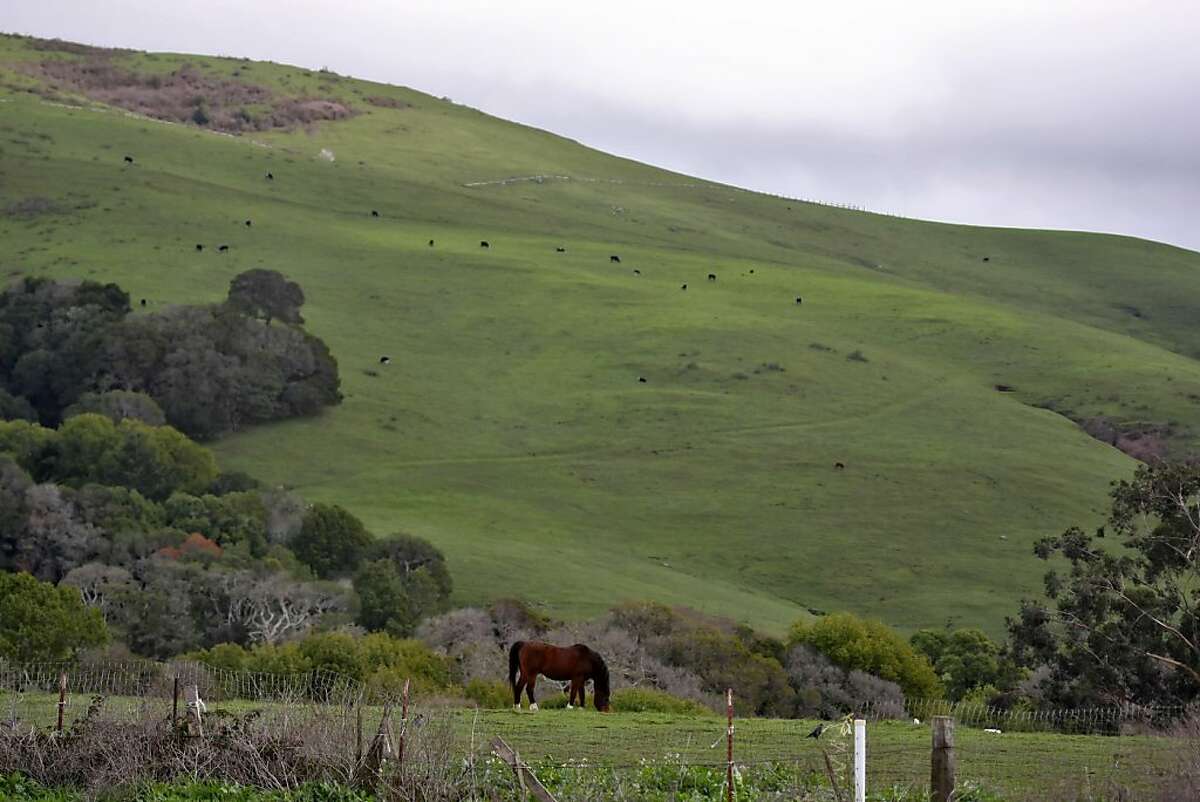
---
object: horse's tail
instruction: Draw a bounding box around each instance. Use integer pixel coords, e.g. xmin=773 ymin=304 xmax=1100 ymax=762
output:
xmin=508 ymin=641 xmax=524 ymax=689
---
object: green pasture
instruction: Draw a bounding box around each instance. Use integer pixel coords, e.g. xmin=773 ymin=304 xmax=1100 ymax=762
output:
xmin=3 ymin=33 xmax=1200 ymax=634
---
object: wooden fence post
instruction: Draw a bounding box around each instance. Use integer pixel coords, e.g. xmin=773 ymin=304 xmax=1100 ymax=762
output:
xmin=172 ymin=676 xmax=179 ymax=726
xmin=930 ymin=716 xmax=955 ymax=802
xmin=853 ymin=718 xmax=866 ymax=802
xmin=726 ymin=688 xmax=734 ymax=802
xmin=398 ymin=678 xmax=410 ymax=768
xmin=55 ymin=672 xmax=67 ymax=734
xmin=491 ymin=736 xmax=558 ymax=802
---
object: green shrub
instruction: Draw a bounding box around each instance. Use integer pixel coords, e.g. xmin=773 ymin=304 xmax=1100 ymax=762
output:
xmin=789 ymin=611 xmax=942 ymax=699
xmin=609 ymin=686 xmax=712 ymax=715
xmin=464 ymin=678 xmax=512 ymax=709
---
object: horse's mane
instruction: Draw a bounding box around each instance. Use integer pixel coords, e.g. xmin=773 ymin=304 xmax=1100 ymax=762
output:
xmin=589 ymin=648 xmax=610 ymax=699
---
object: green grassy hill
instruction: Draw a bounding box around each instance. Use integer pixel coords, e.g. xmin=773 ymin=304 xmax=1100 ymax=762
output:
xmin=3 ymin=34 xmax=1199 ymax=635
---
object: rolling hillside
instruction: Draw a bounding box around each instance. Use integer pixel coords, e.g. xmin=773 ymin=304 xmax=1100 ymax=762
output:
xmin=3 ymin=34 xmax=1199 ymax=635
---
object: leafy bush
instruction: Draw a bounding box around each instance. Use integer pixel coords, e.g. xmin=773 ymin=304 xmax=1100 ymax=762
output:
xmin=293 ymin=503 xmax=372 ymax=578
xmin=0 ymin=571 xmax=109 ymax=662
xmin=464 ymin=678 xmax=512 ymax=709
xmin=608 ymin=687 xmax=713 ymax=714
xmin=789 ymin=612 xmax=941 ymax=699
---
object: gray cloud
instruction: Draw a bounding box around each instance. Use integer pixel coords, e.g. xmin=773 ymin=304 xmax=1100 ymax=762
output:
xmin=6 ymin=1 xmax=1199 ymax=250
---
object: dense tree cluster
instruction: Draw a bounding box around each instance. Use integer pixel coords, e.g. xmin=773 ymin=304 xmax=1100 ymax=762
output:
xmin=0 ymin=417 xmax=451 ymax=662
xmin=1008 ymin=460 xmax=1200 ymax=708
xmin=0 ymin=274 xmax=340 ymax=439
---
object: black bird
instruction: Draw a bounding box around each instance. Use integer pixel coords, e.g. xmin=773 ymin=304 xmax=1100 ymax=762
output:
xmin=807 ymin=724 xmax=825 ymax=739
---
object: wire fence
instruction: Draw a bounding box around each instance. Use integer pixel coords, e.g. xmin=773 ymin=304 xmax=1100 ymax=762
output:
xmin=1 ymin=662 xmax=1194 ymax=800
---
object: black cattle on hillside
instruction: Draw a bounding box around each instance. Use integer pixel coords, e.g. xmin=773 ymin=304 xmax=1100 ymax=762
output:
xmin=266 ymin=172 xmax=274 ymax=180
xmin=795 ymin=297 xmax=803 ymax=304
xmin=708 ymin=273 xmax=716 ymax=281
xmin=139 ymin=299 xmax=147 ymax=307
xmin=429 ymin=239 xmax=435 ymax=247
xmin=633 ymin=269 xmax=641 ymax=275
xmin=371 ymin=210 xmax=380 ymax=217
xmin=123 ymin=155 xmax=134 ymax=164
xmin=681 ymin=284 xmax=687 ymax=291
xmin=196 ymin=244 xmax=204 ymax=251
xmin=245 ymin=220 xmax=252 ymax=227
xmin=556 ymin=247 xmax=566 ymax=252
xmin=218 ymin=245 xmax=229 ymax=252
xmin=610 ymin=255 xmax=620 ymax=263
xmin=480 ymin=241 xmax=490 ymax=248
xmin=380 ymin=356 xmax=391 ymax=365
xmin=834 ymin=462 xmax=845 ymax=470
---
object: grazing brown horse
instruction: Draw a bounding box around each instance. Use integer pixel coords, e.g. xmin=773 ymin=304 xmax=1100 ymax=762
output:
xmin=509 ymin=641 xmax=610 ymax=712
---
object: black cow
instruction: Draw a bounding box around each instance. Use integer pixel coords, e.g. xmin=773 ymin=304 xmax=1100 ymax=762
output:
xmin=245 ymin=220 xmax=252 ymax=227
xmin=380 ymin=356 xmax=391 ymax=365
xmin=123 ymin=155 xmax=134 ymax=164
xmin=795 ymin=297 xmax=803 ymax=304
xmin=196 ymin=244 xmax=204 ymax=251
xmin=681 ymin=284 xmax=688 ymax=291
xmin=982 ymin=256 xmax=990 ymax=262
xmin=218 ymin=245 xmax=229 ymax=252
xmin=633 ymin=269 xmax=641 ymax=275
xmin=708 ymin=273 xmax=716 ymax=282
xmin=556 ymin=247 xmax=566 ymax=253
xmin=610 ymin=255 xmax=620 ymax=263
xmin=480 ymin=241 xmax=490 ymax=248
xmin=834 ymin=462 xmax=845 ymax=470
xmin=428 ymin=239 xmax=435 ymax=247
xmin=139 ymin=299 xmax=147 ymax=307
xmin=749 ymin=269 xmax=755 ymax=274
xmin=371 ymin=210 xmax=380 ymax=217
xmin=266 ymin=172 xmax=274 ymax=180
xmin=638 ymin=377 xmax=647 ymax=383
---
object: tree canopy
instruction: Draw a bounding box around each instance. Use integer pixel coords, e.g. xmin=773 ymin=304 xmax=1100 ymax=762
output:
xmin=1008 ymin=461 xmax=1200 ymax=706
xmin=0 ymin=571 xmax=109 ymax=662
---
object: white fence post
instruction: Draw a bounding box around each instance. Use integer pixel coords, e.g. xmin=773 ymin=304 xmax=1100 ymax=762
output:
xmin=854 ymin=718 xmax=866 ymax=802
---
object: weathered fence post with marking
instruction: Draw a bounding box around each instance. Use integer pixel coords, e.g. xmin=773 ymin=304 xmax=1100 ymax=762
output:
xmin=726 ymin=688 xmax=734 ymax=802
xmin=398 ymin=678 xmax=410 ymax=768
xmin=188 ymin=684 xmax=204 ymax=737
xmin=931 ymin=716 xmax=956 ymax=802
xmin=172 ymin=676 xmax=179 ymax=726
xmin=854 ymin=718 xmax=866 ymax=802
xmin=55 ymin=672 xmax=66 ymax=733
xmin=491 ymin=735 xmax=558 ymax=802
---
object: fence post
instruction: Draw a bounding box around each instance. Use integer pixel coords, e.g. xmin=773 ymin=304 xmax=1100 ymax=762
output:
xmin=172 ymin=676 xmax=179 ymax=726
xmin=55 ymin=672 xmax=67 ymax=734
xmin=930 ymin=716 xmax=955 ymax=802
xmin=726 ymin=688 xmax=734 ymax=802
xmin=398 ymin=678 xmax=410 ymax=769
xmin=854 ymin=718 xmax=866 ymax=802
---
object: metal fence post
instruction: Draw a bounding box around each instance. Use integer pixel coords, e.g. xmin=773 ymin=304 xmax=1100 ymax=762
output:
xmin=854 ymin=718 xmax=866 ymax=802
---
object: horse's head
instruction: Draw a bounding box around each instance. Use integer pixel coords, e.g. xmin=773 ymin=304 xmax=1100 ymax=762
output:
xmin=592 ymin=652 xmax=611 ymax=712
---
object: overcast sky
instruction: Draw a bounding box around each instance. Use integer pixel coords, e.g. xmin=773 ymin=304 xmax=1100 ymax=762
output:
xmin=7 ymin=1 xmax=1199 ymax=251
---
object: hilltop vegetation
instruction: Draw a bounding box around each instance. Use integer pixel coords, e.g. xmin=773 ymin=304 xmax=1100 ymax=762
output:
xmin=2 ymin=33 xmax=1200 ymax=634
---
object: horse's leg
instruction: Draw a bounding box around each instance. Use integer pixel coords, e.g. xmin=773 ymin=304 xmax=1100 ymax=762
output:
xmin=513 ymin=674 xmax=526 ymax=711
xmin=567 ymin=678 xmax=580 ymax=709
xmin=526 ymin=675 xmax=538 ymax=711
xmin=579 ymin=680 xmax=586 ymax=710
